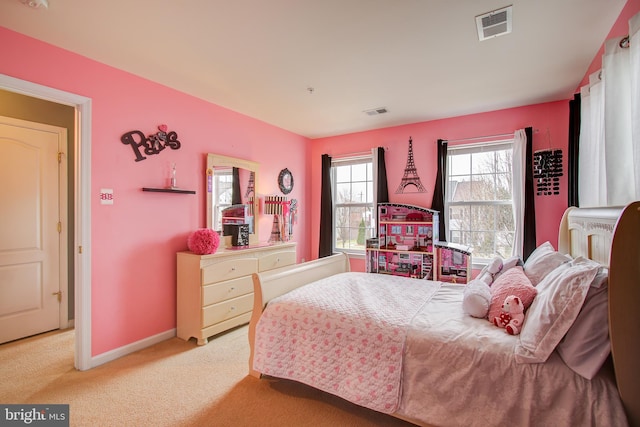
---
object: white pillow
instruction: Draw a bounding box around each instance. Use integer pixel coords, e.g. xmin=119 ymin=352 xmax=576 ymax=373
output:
xmin=523 ymin=241 xmax=570 ymax=286
xmin=556 ymin=268 xmax=610 ymax=379
xmin=515 ymin=256 xmax=600 ymax=364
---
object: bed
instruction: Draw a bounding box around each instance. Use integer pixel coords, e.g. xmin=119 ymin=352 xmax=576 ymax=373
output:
xmin=248 ymin=203 xmax=640 ymax=427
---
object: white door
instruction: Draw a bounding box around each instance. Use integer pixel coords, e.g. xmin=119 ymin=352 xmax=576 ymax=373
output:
xmin=0 ymin=116 xmax=67 ymax=344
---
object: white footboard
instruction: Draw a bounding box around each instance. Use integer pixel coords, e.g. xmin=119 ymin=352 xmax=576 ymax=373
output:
xmin=248 ymin=253 xmax=350 ymax=377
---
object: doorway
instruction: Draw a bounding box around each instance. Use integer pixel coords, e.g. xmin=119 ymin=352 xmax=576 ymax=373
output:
xmin=0 ymin=74 xmax=92 ymax=370
xmin=0 ymin=116 xmax=68 ymax=343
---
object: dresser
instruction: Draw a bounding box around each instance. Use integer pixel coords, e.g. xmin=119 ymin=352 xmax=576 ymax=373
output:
xmin=177 ymin=242 xmax=297 ymax=344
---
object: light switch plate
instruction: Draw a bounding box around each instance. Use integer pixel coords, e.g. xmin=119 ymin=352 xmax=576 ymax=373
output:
xmin=100 ymin=188 xmax=114 ymax=205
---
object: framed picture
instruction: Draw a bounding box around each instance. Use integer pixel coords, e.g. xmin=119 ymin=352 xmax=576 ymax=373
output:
xmin=278 ymin=168 xmax=294 ymax=194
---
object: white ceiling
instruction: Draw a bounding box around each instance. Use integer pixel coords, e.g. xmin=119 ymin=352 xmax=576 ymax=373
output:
xmin=0 ymin=0 xmax=627 ymax=138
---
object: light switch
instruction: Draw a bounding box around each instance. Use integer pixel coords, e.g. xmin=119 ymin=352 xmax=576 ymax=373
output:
xmin=100 ymin=188 xmax=114 ymax=205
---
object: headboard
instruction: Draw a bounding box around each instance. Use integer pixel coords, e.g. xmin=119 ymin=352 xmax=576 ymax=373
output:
xmin=558 ymin=202 xmax=640 ymax=426
xmin=557 ymin=205 xmax=622 ymax=265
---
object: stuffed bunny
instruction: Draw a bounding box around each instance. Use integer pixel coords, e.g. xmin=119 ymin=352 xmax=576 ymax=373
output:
xmin=462 ymin=279 xmax=492 ymax=318
xmin=476 ymin=257 xmax=503 ymax=286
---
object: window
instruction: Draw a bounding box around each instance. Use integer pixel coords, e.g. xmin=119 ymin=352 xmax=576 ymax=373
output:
xmin=445 ymin=141 xmax=515 ymax=263
xmin=212 ymin=168 xmax=233 ymax=231
xmin=332 ymin=156 xmax=375 ymax=254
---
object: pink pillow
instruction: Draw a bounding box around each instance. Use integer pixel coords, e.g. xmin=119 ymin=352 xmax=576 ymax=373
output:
xmin=487 ymin=266 xmax=538 ymax=323
xmin=494 ymin=256 xmax=522 ymax=281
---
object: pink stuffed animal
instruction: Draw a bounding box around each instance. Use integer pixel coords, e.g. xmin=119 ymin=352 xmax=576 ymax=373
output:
xmin=493 ymin=295 xmax=525 ymax=335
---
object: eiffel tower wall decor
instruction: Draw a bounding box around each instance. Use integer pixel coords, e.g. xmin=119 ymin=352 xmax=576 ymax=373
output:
xmin=396 ymin=137 xmax=427 ymax=194
xmin=245 ymin=171 xmax=255 ymax=198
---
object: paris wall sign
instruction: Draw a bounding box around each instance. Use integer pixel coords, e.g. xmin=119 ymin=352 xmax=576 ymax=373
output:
xmin=121 ymin=124 xmax=181 ymax=162
xmin=396 ymin=137 xmax=426 ymax=194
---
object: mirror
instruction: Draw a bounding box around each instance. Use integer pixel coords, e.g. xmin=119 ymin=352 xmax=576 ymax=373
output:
xmin=206 ymin=153 xmax=260 ymax=246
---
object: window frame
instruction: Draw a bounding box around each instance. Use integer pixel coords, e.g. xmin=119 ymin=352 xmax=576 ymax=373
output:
xmin=331 ymin=154 xmax=376 ymax=256
xmin=444 ymin=140 xmax=516 ymax=266
xmin=212 ymin=169 xmax=233 ymax=231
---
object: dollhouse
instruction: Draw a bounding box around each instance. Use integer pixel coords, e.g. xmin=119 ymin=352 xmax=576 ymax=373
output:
xmin=366 ymin=203 xmax=471 ymax=283
xmin=435 ymin=241 xmax=471 ymax=283
xmin=367 ymin=203 xmax=439 ymax=280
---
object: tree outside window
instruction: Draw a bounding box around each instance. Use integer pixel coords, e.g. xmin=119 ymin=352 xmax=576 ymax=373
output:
xmin=446 ymin=142 xmax=515 ymax=262
xmin=332 ymin=157 xmax=375 ymax=253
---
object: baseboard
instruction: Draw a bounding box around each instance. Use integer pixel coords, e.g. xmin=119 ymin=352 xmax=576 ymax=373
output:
xmin=90 ymin=329 xmax=176 ymax=368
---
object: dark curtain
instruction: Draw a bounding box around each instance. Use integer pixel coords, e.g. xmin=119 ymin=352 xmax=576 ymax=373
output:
xmin=568 ymin=93 xmax=581 ymax=207
xmin=376 ymin=147 xmax=389 ymax=203
xmin=319 ymin=154 xmax=333 ymax=258
xmin=523 ymin=127 xmax=537 ymax=261
xmin=231 ymin=167 xmax=242 ymax=205
xmin=431 ymin=139 xmax=448 ymax=242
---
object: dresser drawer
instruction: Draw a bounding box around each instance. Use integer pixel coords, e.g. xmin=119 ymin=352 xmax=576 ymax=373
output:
xmin=202 ymin=293 xmax=254 ymax=327
xmin=202 ymin=257 xmax=257 ymax=284
xmin=259 ymin=249 xmax=296 ymax=271
xmin=202 ymin=276 xmax=253 ymax=306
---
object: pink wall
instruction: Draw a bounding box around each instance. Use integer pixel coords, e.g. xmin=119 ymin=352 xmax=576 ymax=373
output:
xmin=311 ymin=102 xmax=570 ymax=272
xmin=0 ymin=27 xmax=311 ymax=356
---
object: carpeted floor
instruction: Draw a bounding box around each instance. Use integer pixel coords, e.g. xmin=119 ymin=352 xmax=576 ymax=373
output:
xmin=0 ymin=326 xmax=418 ymax=426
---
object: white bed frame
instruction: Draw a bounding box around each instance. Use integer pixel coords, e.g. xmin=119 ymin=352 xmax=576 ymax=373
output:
xmin=249 ymin=202 xmax=640 ymax=426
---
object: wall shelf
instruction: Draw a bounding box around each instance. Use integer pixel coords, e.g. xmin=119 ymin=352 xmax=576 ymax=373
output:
xmin=142 ymin=187 xmax=196 ymax=194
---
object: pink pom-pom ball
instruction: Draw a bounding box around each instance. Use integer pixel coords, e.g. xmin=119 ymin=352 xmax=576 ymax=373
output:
xmin=187 ymin=228 xmax=220 ymax=255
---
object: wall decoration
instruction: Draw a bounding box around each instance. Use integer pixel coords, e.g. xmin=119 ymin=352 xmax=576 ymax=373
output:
xmin=396 ymin=137 xmax=426 ymax=193
xmin=245 ymin=171 xmax=256 ymax=197
xmin=121 ymin=124 xmax=181 ymax=162
xmin=264 ymin=195 xmax=297 ymax=242
xmin=534 ymin=149 xmax=563 ymax=196
xmin=278 ymin=168 xmax=294 ymax=194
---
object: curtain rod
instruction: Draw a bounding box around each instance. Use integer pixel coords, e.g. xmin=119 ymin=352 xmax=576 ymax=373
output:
xmin=330 ymin=147 xmax=387 ymax=159
xmin=444 ymin=132 xmax=514 ymax=144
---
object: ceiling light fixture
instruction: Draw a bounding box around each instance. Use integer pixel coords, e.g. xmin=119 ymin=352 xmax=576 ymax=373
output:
xmin=20 ymin=0 xmax=48 ymax=9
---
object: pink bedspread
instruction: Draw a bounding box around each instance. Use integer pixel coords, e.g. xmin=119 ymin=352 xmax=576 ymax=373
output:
xmin=253 ymin=272 xmax=441 ymax=413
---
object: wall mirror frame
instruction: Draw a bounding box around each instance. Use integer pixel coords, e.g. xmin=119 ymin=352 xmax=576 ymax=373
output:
xmin=206 ymin=153 xmax=260 ymax=247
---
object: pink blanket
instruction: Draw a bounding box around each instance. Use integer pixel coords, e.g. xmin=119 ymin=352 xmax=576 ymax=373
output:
xmin=253 ymin=272 xmax=441 ymax=413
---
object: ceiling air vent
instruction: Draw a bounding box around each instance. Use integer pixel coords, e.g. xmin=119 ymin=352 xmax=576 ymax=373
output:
xmin=364 ymin=107 xmax=388 ymax=116
xmin=476 ymin=5 xmax=512 ymax=41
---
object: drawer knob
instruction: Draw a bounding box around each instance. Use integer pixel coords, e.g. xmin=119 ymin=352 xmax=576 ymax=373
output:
xmin=231 ymin=267 xmax=236 ymax=271
xmin=229 ymin=287 xmax=235 ymax=292
xmin=230 ymin=306 xmax=236 ymax=311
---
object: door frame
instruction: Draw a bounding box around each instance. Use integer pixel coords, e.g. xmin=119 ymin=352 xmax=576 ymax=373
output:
xmin=0 ymin=73 xmax=93 ymax=371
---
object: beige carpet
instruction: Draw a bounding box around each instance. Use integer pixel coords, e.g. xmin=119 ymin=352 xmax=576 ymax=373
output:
xmin=0 ymin=326 xmax=418 ymax=426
